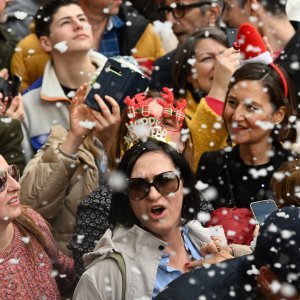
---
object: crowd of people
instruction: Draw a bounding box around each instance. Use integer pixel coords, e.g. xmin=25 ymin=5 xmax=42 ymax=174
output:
xmin=0 ymin=0 xmax=299 ymax=299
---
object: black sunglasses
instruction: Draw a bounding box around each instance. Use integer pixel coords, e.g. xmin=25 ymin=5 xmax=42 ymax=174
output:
xmin=159 ymin=1 xmax=214 ymax=19
xmin=127 ymin=171 xmax=180 ymax=201
xmin=0 ymin=165 xmax=20 ymax=192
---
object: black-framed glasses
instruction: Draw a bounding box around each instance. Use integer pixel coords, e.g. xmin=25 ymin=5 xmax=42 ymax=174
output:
xmin=0 ymin=165 xmax=20 ymax=192
xmin=159 ymin=1 xmax=214 ymax=19
xmin=127 ymin=171 xmax=180 ymax=201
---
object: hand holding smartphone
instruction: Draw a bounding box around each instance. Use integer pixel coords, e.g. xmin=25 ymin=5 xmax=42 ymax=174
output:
xmin=250 ymin=200 xmax=277 ymax=225
xmin=85 ymin=58 xmax=150 ymax=112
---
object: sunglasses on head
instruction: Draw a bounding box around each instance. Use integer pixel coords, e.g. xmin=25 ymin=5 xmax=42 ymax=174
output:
xmin=0 ymin=165 xmax=20 ymax=192
xmin=127 ymin=171 xmax=180 ymax=201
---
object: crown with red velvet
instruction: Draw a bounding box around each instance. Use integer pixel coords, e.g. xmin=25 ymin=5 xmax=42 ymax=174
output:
xmin=237 ymin=23 xmax=273 ymax=65
xmin=124 ymin=87 xmax=187 ymax=125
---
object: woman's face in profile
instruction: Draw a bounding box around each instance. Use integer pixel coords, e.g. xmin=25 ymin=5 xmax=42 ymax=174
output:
xmin=128 ymin=151 xmax=184 ymax=240
xmin=0 ymin=156 xmax=21 ymax=224
xmin=188 ymin=38 xmax=227 ymax=93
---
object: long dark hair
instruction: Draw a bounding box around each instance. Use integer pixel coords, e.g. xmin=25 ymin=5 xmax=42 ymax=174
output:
xmin=224 ymin=63 xmax=297 ymax=143
xmin=109 ymin=140 xmax=200 ymax=228
xmin=172 ymin=27 xmax=228 ymax=99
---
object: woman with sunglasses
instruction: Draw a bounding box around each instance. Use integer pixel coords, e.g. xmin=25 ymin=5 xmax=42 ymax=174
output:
xmin=0 ymin=155 xmax=75 ymax=298
xmin=74 ymin=140 xmax=246 ymax=299
xmin=68 ymin=86 xmax=198 ymax=278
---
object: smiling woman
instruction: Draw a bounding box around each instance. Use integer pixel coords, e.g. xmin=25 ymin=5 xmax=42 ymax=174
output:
xmin=0 ymin=155 xmax=75 ymax=298
xmin=196 ymin=62 xmax=298 ymax=232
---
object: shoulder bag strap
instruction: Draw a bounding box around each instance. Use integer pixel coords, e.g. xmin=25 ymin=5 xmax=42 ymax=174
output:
xmin=106 ymin=252 xmax=126 ymax=300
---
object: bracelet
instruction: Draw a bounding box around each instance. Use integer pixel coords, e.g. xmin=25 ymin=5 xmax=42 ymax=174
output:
xmin=58 ymin=145 xmax=78 ymax=160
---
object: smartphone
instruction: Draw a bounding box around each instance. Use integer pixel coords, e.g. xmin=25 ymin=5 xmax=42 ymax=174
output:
xmin=226 ymin=28 xmax=238 ymax=48
xmin=250 ymin=200 xmax=277 ymax=225
xmin=10 ymin=74 xmax=22 ymax=98
xmin=85 ymin=58 xmax=150 ymax=112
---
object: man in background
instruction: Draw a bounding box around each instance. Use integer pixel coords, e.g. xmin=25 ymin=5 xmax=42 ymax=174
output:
xmin=150 ymin=0 xmax=223 ymax=90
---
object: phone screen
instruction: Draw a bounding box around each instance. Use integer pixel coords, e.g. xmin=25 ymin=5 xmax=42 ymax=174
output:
xmin=250 ymin=200 xmax=277 ymax=225
xmin=226 ymin=28 xmax=238 ymax=48
xmin=10 ymin=74 xmax=22 ymax=97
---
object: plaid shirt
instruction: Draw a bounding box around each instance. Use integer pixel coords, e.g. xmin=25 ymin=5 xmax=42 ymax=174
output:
xmin=99 ymin=16 xmax=124 ymax=57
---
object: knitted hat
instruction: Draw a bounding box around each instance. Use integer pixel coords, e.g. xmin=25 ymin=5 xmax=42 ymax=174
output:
xmin=237 ymin=23 xmax=273 ymax=66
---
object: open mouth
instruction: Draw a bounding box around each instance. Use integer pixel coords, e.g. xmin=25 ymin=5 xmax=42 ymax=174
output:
xmin=7 ymin=198 xmax=18 ymax=205
xmin=151 ymin=206 xmax=166 ymax=216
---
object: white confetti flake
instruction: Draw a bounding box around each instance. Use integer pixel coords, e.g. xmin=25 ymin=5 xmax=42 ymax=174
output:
xmin=14 ymin=11 xmax=28 ymax=20
xmin=51 ymin=269 xmax=59 ymax=277
xmin=269 ymin=280 xmax=281 ymax=293
xmin=255 ymin=120 xmax=274 ymax=130
xmin=188 ymin=277 xmax=197 ymax=285
xmin=273 ymin=171 xmax=285 ymax=182
xmin=281 ymin=229 xmax=294 ymax=239
xmin=92 ymin=82 xmax=101 ymax=89
xmin=54 ymin=41 xmax=68 ymax=53
xmin=141 ymin=214 xmax=149 ymax=221
xmin=0 ymin=117 xmax=12 ymax=124
xmin=213 ymin=122 xmax=222 ymax=129
xmin=28 ymin=48 xmax=36 ymax=55
xmin=203 ymin=187 xmax=217 ymax=201
xmin=79 ymin=120 xmax=96 ymax=129
xmin=197 ymin=211 xmax=211 ymax=223
xmin=187 ymin=58 xmax=196 ymax=65
xmin=227 ymin=230 xmax=236 ymax=237
xmin=21 ymin=236 xmax=30 ymax=244
xmin=195 ymin=180 xmax=208 ymax=191
xmin=290 ymin=61 xmax=300 ymax=70
xmin=67 ymin=91 xmax=75 ymax=98
xmin=9 ymin=258 xmax=20 ymax=265
xmin=281 ymin=283 xmax=297 ymax=298
xmin=103 ymin=7 xmax=109 ymax=14
xmin=109 ymin=171 xmax=127 ymax=192
xmin=249 ymin=168 xmax=267 ymax=179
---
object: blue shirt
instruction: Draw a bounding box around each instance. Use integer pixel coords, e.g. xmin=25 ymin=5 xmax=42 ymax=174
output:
xmin=99 ymin=16 xmax=124 ymax=57
xmin=152 ymin=226 xmax=203 ymax=298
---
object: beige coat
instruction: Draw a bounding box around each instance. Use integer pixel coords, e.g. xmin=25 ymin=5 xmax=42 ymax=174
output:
xmin=20 ymin=125 xmax=99 ymax=255
xmin=74 ymin=222 xmax=217 ymax=299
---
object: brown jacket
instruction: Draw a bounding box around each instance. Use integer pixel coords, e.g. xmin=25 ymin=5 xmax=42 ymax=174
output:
xmin=20 ymin=125 xmax=99 ymax=255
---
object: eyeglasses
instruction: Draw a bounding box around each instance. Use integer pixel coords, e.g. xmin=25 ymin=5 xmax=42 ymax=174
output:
xmin=0 ymin=165 xmax=20 ymax=192
xmin=159 ymin=1 xmax=214 ymax=19
xmin=127 ymin=171 xmax=180 ymax=201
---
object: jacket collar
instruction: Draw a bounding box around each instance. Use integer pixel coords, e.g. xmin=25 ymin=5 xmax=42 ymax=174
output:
xmin=40 ymin=50 xmax=107 ymax=103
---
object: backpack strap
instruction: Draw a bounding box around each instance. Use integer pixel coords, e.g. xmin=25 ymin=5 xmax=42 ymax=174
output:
xmin=105 ymin=252 xmax=126 ymax=300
